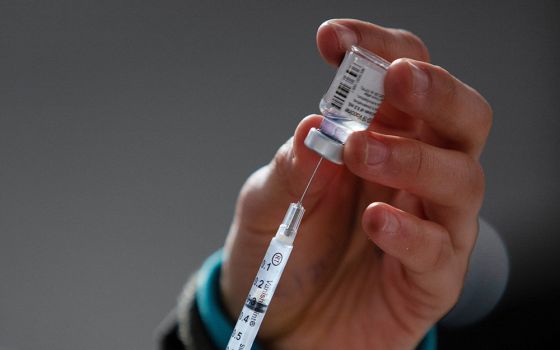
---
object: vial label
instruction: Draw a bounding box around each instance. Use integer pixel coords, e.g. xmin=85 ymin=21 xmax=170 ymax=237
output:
xmin=324 ymin=52 xmax=386 ymax=125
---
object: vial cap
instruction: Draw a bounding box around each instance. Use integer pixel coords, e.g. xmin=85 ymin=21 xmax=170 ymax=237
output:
xmin=304 ymin=128 xmax=344 ymax=165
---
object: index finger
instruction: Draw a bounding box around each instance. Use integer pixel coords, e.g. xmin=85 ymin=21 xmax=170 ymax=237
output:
xmin=316 ymin=19 xmax=430 ymax=66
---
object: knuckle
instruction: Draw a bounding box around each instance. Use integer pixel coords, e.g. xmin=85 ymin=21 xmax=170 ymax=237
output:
xmin=378 ymin=30 xmax=394 ymax=59
xmin=459 ymin=156 xmax=486 ymax=207
xmin=427 ymin=233 xmax=451 ymax=273
xmin=395 ymin=29 xmax=430 ymax=61
xmin=436 ymin=67 xmax=459 ymax=109
xmin=470 ymin=160 xmax=486 ymax=202
xmin=394 ymin=139 xmax=431 ymax=188
xmin=410 ymin=141 xmax=429 ymax=181
xmin=477 ymin=91 xmax=494 ymax=133
xmin=462 ymin=84 xmax=493 ymax=141
xmin=409 ymin=219 xmax=451 ymax=274
xmin=410 ymin=63 xmax=456 ymax=119
xmin=271 ymin=137 xmax=295 ymax=185
xmin=443 ymin=273 xmax=465 ymax=311
xmin=427 ymin=66 xmax=463 ymax=124
xmin=237 ymin=166 xmax=264 ymax=207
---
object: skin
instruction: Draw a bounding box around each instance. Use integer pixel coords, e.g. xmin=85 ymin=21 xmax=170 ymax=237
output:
xmin=220 ymin=19 xmax=492 ymax=349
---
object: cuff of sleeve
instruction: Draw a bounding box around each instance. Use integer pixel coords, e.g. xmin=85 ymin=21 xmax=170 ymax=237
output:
xmin=195 ymin=250 xmax=436 ymax=350
xmin=195 ymin=249 xmax=263 ymax=350
xmin=417 ymin=326 xmax=437 ymax=350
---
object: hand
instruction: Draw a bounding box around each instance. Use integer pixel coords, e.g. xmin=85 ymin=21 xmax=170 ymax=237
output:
xmin=220 ymin=19 xmax=492 ymax=349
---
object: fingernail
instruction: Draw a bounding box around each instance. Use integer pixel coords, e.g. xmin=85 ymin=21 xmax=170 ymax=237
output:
xmin=383 ymin=211 xmax=400 ymax=233
xmin=409 ymin=62 xmax=430 ymax=93
xmin=329 ymin=21 xmax=358 ymax=49
xmin=365 ymin=136 xmax=388 ymax=166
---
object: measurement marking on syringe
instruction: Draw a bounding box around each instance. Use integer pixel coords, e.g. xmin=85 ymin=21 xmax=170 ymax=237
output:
xmin=245 ymin=298 xmax=268 ymax=313
xmin=226 ymin=203 xmax=304 ymax=350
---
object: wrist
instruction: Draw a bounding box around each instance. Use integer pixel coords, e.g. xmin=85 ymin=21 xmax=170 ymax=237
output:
xmin=193 ymin=250 xmax=436 ymax=350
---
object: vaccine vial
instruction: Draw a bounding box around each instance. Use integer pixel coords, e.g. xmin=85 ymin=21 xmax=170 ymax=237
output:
xmin=305 ymin=45 xmax=390 ymax=164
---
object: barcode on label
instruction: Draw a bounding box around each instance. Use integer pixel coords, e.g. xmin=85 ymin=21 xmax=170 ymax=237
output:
xmin=331 ymin=62 xmax=362 ymax=110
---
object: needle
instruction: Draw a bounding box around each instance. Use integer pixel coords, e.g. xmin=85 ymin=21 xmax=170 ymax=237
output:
xmin=298 ymin=157 xmax=323 ymax=205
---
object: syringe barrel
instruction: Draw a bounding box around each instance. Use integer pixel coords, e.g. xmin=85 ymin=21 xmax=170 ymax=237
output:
xmin=226 ymin=236 xmax=293 ymax=350
xmin=226 ymin=203 xmax=304 ymax=350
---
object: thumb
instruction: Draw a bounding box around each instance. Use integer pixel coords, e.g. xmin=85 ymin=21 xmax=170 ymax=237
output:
xmin=235 ymin=114 xmax=341 ymax=233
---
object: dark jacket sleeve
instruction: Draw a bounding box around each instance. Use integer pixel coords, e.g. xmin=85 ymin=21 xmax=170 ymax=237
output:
xmin=158 ymin=274 xmax=218 ymax=350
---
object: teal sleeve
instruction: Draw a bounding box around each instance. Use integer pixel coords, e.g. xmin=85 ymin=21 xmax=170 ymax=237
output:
xmin=195 ymin=250 xmax=436 ymax=350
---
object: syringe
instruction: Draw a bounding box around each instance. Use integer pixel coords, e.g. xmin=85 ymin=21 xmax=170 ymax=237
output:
xmin=227 ymin=45 xmax=388 ymax=349
xmin=226 ymin=158 xmax=323 ymax=350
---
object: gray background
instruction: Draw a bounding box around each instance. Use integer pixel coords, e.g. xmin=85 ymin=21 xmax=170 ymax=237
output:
xmin=1 ymin=0 xmax=558 ymax=349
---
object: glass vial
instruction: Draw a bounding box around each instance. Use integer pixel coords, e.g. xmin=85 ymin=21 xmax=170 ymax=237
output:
xmin=305 ymin=45 xmax=390 ymax=164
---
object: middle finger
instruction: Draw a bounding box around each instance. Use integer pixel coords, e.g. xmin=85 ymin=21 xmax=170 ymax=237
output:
xmin=344 ymin=130 xmax=485 ymax=211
